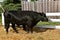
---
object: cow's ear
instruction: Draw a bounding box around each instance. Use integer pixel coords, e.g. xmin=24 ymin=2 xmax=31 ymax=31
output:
xmin=42 ymin=12 xmax=46 ymax=17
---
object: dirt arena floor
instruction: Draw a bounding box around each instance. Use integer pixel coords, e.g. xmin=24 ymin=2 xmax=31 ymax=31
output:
xmin=0 ymin=25 xmax=60 ymax=40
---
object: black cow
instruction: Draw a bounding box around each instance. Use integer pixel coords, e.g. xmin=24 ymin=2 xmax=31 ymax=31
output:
xmin=4 ymin=10 xmax=48 ymax=33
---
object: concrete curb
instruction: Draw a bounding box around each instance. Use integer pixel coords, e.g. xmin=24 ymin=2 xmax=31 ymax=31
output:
xmin=36 ymin=25 xmax=60 ymax=29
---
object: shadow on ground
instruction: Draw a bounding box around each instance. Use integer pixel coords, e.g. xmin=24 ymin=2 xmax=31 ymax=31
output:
xmin=17 ymin=25 xmax=56 ymax=33
xmin=33 ymin=26 xmax=55 ymax=33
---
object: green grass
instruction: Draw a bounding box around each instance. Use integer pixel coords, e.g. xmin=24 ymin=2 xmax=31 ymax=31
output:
xmin=37 ymin=21 xmax=60 ymax=26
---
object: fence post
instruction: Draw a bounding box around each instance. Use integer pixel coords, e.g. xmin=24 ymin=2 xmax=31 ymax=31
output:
xmin=2 ymin=13 xmax=5 ymax=25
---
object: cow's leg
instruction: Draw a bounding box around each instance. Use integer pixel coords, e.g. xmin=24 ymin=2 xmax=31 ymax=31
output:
xmin=27 ymin=24 xmax=34 ymax=33
xmin=27 ymin=21 xmax=32 ymax=33
xmin=5 ymin=23 xmax=10 ymax=34
xmin=27 ymin=26 xmax=33 ymax=33
xmin=12 ymin=23 xmax=18 ymax=33
xmin=4 ymin=18 xmax=10 ymax=34
xmin=30 ymin=26 xmax=33 ymax=33
xmin=26 ymin=26 xmax=29 ymax=33
xmin=23 ymin=25 xmax=26 ymax=31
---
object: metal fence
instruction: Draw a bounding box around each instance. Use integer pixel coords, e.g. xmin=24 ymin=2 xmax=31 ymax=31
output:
xmin=21 ymin=1 xmax=60 ymax=13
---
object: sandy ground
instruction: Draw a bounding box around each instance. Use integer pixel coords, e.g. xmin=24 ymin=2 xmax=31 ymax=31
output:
xmin=0 ymin=25 xmax=60 ymax=40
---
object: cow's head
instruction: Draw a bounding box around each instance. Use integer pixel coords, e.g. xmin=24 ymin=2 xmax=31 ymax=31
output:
xmin=38 ymin=12 xmax=48 ymax=22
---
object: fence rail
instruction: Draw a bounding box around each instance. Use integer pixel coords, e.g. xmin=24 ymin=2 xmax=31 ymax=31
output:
xmin=21 ymin=1 xmax=60 ymax=13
